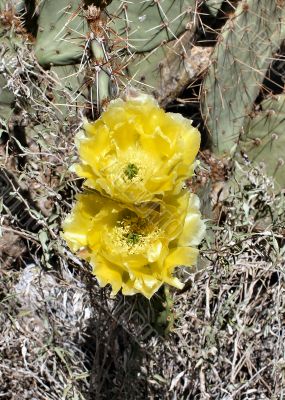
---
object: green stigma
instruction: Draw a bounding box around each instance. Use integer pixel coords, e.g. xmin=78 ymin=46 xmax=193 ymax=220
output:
xmin=126 ymin=232 xmax=141 ymax=245
xmin=124 ymin=163 xmax=139 ymax=180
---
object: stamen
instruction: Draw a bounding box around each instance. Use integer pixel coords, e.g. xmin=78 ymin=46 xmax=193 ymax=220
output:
xmin=109 ymin=216 xmax=161 ymax=254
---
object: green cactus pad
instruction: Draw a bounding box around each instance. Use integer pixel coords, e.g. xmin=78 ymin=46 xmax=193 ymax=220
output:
xmin=124 ymin=34 xmax=211 ymax=107
xmin=0 ymin=75 xmax=15 ymax=122
xmin=107 ymin=0 xmax=196 ymax=53
xmin=239 ymin=95 xmax=285 ymax=189
xmin=201 ymin=0 xmax=285 ymax=154
xmin=35 ymin=0 xmax=89 ymax=67
xmin=0 ymin=28 xmax=20 ymax=123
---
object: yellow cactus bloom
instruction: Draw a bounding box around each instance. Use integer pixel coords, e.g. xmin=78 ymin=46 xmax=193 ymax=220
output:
xmin=74 ymin=93 xmax=200 ymax=204
xmin=62 ymin=190 xmax=205 ymax=299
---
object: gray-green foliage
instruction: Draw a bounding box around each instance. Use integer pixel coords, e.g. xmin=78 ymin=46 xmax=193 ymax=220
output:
xmin=35 ymin=0 xmax=89 ymax=66
xmin=33 ymin=0 xmax=198 ymax=107
xmin=106 ymin=0 xmax=197 ymax=102
xmin=239 ymin=95 xmax=285 ymax=188
xmin=124 ymin=34 xmax=211 ymax=106
xmin=119 ymin=32 xmax=185 ymax=98
xmin=107 ymin=0 xmax=196 ymax=52
xmin=34 ymin=0 xmax=111 ymax=109
xmin=0 ymin=75 xmax=14 ymax=123
xmin=0 ymin=22 xmax=19 ymax=123
xmin=202 ymin=0 xmax=285 ymax=154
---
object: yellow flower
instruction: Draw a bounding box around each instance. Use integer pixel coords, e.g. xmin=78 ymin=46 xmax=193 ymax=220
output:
xmin=74 ymin=93 xmax=200 ymax=204
xmin=62 ymin=190 xmax=205 ymax=299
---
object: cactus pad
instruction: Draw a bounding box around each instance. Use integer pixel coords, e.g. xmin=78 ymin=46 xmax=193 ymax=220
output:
xmin=124 ymin=35 xmax=211 ymax=106
xmin=239 ymin=95 xmax=285 ymax=189
xmin=0 ymin=75 xmax=14 ymax=123
xmin=201 ymin=0 xmax=285 ymax=154
xmin=107 ymin=0 xmax=196 ymax=53
xmin=35 ymin=0 xmax=89 ymax=67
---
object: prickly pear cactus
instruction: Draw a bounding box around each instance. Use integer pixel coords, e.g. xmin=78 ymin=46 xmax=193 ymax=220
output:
xmin=32 ymin=0 xmax=201 ymax=110
xmin=0 ymin=9 xmax=23 ymax=124
xmin=121 ymin=32 xmax=211 ymax=105
xmin=106 ymin=0 xmax=199 ymax=103
xmin=0 ymin=75 xmax=14 ymax=123
xmin=35 ymin=0 xmax=89 ymax=67
xmin=239 ymin=95 xmax=285 ymax=188
xmin=107 ymin=0 xmax=196 ymax=53
xmin=202 ymin=0 xmax=285 ymax=154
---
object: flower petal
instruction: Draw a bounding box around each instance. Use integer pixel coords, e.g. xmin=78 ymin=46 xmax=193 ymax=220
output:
xmin=74 ymin=93 xmax=201 ymax=204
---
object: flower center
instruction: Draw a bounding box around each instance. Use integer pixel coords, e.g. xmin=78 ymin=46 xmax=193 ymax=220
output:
xmin=110 ymin=216 xmax=160 ymax=254
xmin=124 ymin=163 xmax=139 ymax=180
xmin=125 ymin=232 xmax=141 ymax=245
xmin=116 ymin=150 xmax=155 ymax=186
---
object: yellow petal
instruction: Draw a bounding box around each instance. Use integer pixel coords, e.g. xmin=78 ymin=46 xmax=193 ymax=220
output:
xmin=77 ymin=124 xmax=110 ymax=161
xmin=178 ymin=214 xmax=206 ymax=247
xmin=74 ymin=163 xmax=94 ymax=181
xmin=178 ymin=194 xmax=206 ymax=246
xmin=163 ymin=276 xmax=184 ymax=290
xmin=91 ymin=255 xmax=123 ymax=296
xmin=164 ymin=247 xmax=199 ymax=272
xmin=133 ymin=275 xmax=162 ymax=299
xmin=73 ymin=93 xmax=201 ymax=204
xmin=147 ymin=240 xmax=163 ymax=262
xmin=61 ymin=193 xmax=101 ymax=251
